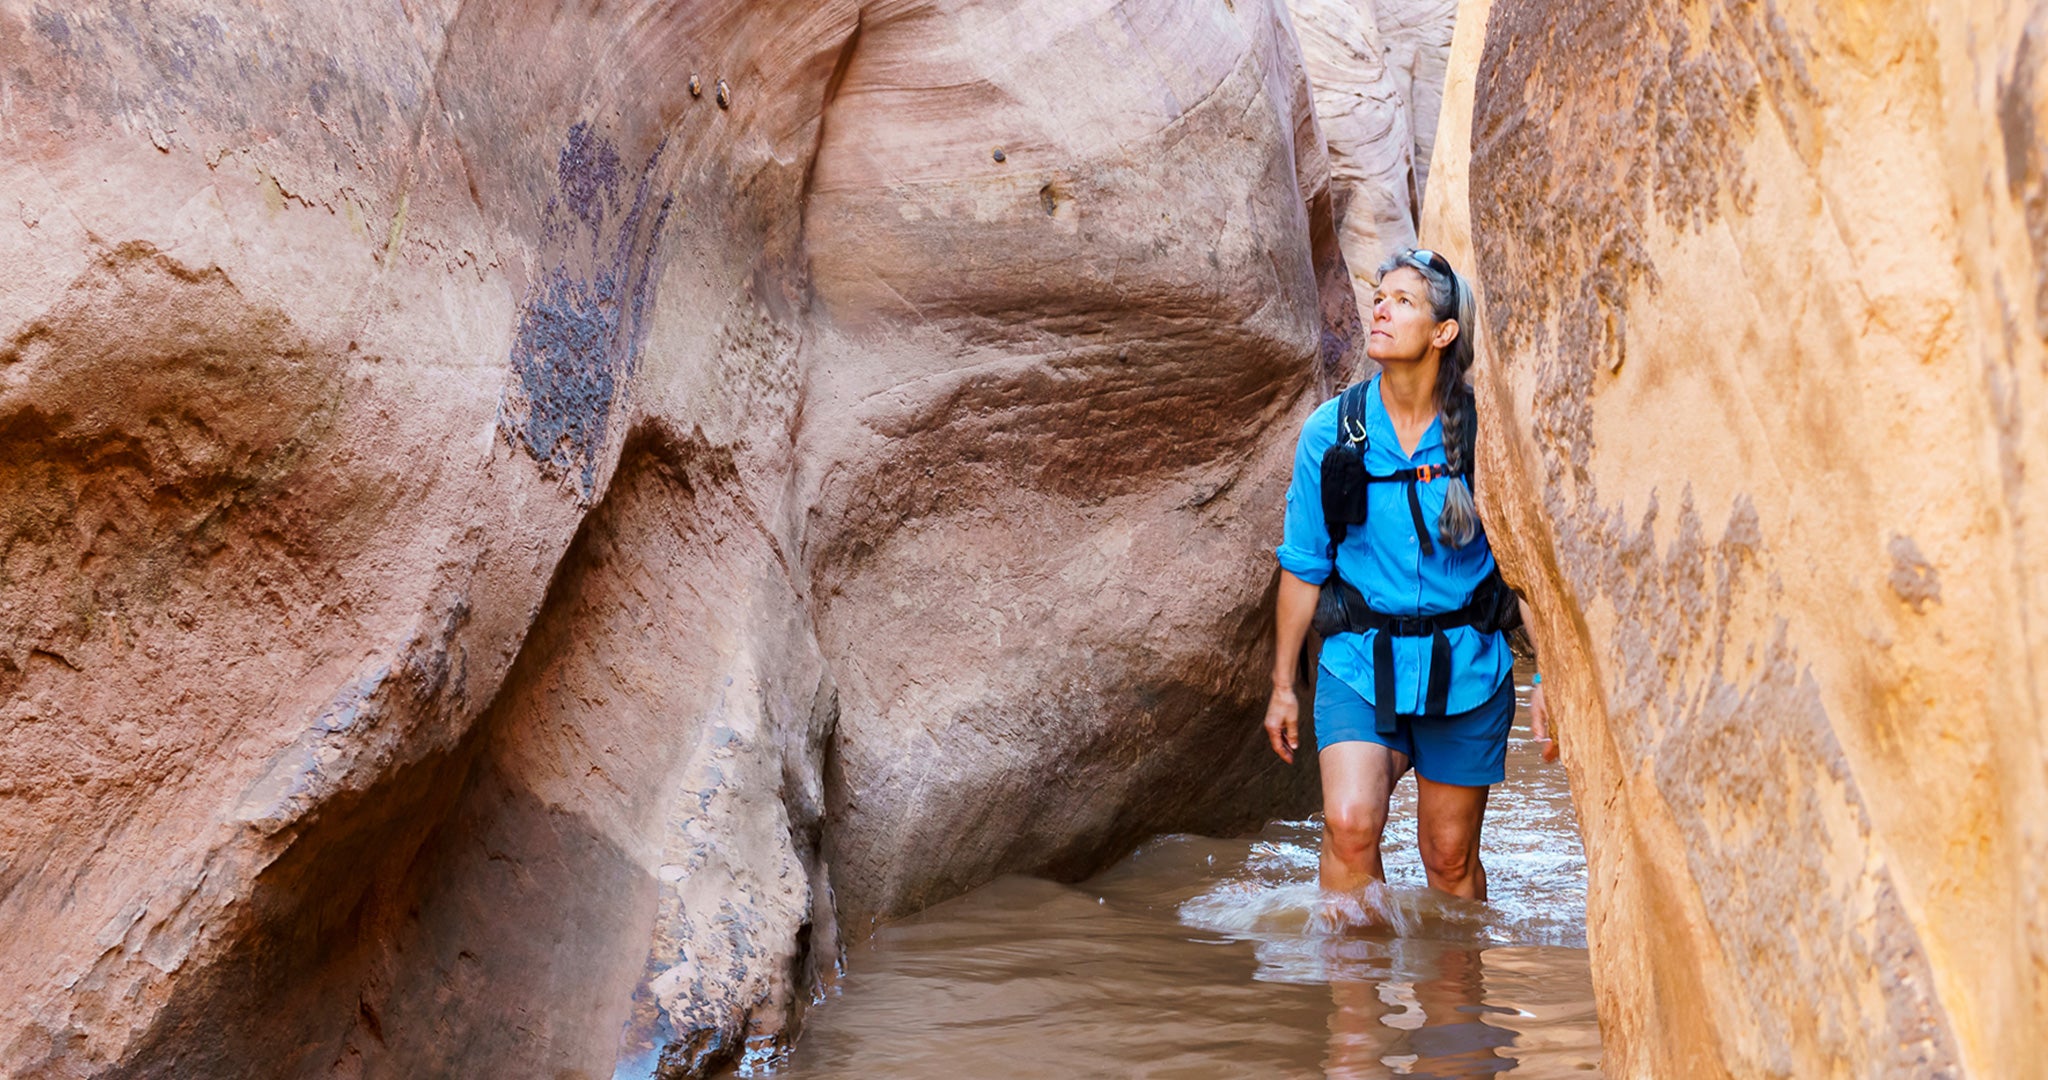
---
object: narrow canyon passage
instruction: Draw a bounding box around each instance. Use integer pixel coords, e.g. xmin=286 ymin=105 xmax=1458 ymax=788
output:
xmin=7 ymin=0 xmax=2044 ymax=1074
xmin=774 ymin=664 xmax=1601 ymax=1078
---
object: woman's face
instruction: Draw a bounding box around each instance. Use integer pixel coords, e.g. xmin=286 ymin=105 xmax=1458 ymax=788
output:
xmin=1366 ymin=265 xmax=1454 ymax=364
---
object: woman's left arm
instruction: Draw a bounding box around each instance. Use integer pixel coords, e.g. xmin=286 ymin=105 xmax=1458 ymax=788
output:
xmin=1520 ymin=599 xmax=1559 ymax=763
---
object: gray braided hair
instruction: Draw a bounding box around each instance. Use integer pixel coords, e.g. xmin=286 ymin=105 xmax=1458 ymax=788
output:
xmin=1377 ymin=247 xmax=1479 ymax=548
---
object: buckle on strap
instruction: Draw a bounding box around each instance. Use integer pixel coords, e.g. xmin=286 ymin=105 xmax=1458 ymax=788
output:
xmin=1386 ymin=615 xmax=1433 ymax=636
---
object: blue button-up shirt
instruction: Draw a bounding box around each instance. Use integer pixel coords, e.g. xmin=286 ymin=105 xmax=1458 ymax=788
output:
xmin=1276 ymin=375 xmax=1513 ymax=714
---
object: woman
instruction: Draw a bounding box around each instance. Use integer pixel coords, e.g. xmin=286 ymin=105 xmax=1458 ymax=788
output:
xmin=1263 ymin=247 xmax=1553 ymax=904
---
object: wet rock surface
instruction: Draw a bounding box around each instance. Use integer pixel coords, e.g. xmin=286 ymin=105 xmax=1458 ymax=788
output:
xmin=0 ymin=0 xmax=1387 ymax=1076
xmin=1427 ymin=0 xmax=2048 ymax=1074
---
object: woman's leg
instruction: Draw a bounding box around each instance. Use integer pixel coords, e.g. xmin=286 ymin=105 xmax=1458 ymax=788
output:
xmin=1414 ymin=777 xmax=1490 ymax=900
xmin=1318 ymin=741 xmax=1410 ymax=892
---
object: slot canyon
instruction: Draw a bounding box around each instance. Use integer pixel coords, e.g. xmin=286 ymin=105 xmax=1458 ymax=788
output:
xmin=0 ymin=0 xmax=2042 ymax=1076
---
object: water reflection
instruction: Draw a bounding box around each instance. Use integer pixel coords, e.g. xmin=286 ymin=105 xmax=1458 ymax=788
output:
xmin=774 ymin=669 xmax=1599 ymax=1077
xmin=1330 ymin=945 xmax=1506 ymax=1078
xmin=1317 ymin=935 xmax=1592 ymax=1078
xmin=1176 ymin=822 xmax=1600 ymax=1077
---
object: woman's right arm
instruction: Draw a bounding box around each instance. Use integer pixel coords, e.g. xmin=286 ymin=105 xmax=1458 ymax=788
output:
xmin=1264 ymin=570 xmax=1321 ymax=764
xmin=1267 ymin=401 xmax=1338 ymax=765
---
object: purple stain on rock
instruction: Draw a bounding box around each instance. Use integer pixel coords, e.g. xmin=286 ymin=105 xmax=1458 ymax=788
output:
xmin=508 ymin=266 xmax=626 ymax=491
xmin=558 ymin=121 xmax=622 ymax=234
xmin=502 ymin=126 xmax=673 ymax=496
xmin=31 ymin=7 xmax=70 ymax=49
xmin=312 ymin=665 xmax=389 ymax=736
xmin=1887 ymin=535 xmax=1941 ymax=613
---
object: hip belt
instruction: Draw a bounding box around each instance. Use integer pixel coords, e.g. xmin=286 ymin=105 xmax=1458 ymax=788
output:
xmin=1311 ymin=570 xmax=1513 ymax=736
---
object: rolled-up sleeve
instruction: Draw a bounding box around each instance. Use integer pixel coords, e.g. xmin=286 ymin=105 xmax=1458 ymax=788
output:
xmin=1276 ymin=399 xmax=1337 ymax=584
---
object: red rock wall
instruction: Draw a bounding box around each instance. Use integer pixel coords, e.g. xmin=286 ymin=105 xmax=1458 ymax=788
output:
xmin=0 ymin=0 xmax=1367 ymax=1075
xmin=795 ymin=0 xmax=1345 ymax=932
xmin=1426 ymin=0 xmax=2048 ymax=1074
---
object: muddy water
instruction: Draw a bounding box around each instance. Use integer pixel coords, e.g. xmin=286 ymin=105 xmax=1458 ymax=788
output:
xmin=776 ymin=667 xmax=1600 ymax=1078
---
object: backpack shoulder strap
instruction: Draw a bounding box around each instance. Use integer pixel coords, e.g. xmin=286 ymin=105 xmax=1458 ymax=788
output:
xmin=1321 ymin=380 xmax=1372 ymax=556
xmin=1339 ymin=378 xmax=1370 ymax=447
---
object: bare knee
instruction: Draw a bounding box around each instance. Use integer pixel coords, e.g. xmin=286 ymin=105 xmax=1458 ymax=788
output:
xmin=1418 ymin=830 xmax=1478 ymax=884
xmin=1325 ymin=800 xmax=1388 ymax=859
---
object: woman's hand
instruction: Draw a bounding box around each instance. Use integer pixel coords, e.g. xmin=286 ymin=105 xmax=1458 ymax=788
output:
xmin=1528 ymin=682 xmax=1559 ymax=763
xmin=1264 ymin=685 xmax=1300 ymax=765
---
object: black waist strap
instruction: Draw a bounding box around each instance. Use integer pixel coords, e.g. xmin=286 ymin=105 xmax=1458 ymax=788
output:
xmin=1368 ymin=630 xmax=1448 ymax=736
xmin=1320 ymin=574 xmax=1493 ymax=735
xmin=1345 ymin=604 xmax=1486 ymax=637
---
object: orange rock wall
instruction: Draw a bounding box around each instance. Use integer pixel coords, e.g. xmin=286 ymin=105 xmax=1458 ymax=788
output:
xmin=1426 ymin=0 xmax=2048 ymax=1074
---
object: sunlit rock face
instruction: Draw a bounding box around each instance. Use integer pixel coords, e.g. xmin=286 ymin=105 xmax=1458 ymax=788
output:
xmin=0 ymin=0 xmax=1362 ymax=1075
xmin=1426 ymin=0 xmax=2048 ymax=1074
xmin=1369 ymin=0 xmax=1455 ymax=206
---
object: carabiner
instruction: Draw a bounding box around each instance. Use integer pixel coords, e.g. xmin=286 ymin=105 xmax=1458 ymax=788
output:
xmin=1341 ymin=414 xmax=1368 ymax=446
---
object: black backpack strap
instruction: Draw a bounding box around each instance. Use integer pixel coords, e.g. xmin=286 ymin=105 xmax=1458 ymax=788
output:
xmin=1406 ymin=480 xmax=1434 ymax=557
xmin=1322 ymin=382 xmax=1371 ymax=555
xmin=1424 ymin=632 xmax=1453 ymax=716
xmin=1340 ymin=380 xmax=1369 ymax=446
xmin=1372 ymin=628 xmax=1398 ymax=736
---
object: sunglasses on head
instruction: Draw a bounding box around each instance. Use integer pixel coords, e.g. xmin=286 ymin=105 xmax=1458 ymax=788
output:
xmin=1407 ymin=247 xmax=1454 ymax=279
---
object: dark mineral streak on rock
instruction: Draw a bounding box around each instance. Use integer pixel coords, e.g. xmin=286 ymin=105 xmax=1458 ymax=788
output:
xmin=503 ymin=125 xmax=675 ymax=496
xmin=1471 ymin=0 xmax=1815 ymax=388
xmin=558 ymin=121 xmax=624 ymax=234
xmin=2000 ymin=17 xmax=2048 ymax=340
xmin=1887 ymin=535 xmax=1941 ymax=612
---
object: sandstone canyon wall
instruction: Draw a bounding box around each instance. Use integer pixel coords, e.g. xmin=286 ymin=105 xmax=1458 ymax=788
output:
xmin=1287 ymin=0 xmax=1459 ymax=303
xmin=1427 ymin=0 xmax=2048 ymax=1074
xmin=1289 ymin=0 xmax=1420 ymax=280
xmin=0 ymin=1 xmax=1374 ymax=1076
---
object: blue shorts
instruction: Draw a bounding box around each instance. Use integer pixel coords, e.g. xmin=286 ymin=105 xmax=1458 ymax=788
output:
xmin=1313 ymin=668 xmax=1515 ymax=787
